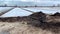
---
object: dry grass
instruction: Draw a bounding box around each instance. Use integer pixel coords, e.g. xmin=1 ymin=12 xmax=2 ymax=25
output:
xmin=0 ymin=22 xmax=59 ymax=34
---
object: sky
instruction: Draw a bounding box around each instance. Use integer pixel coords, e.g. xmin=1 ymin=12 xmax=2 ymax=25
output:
xmin=0 ymin=0 xmax=60 ymax=6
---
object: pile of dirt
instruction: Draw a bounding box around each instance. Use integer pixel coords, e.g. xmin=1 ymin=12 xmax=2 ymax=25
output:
xmin=51 ymin=12 xmax=60 ymax=16
xmin=29 ymin=12 xmax=46 ymax=21
xmin=0 ymin=12 xmax=60 ymax=26
xmin=46 ymin=12 xmax=60 ymax=23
